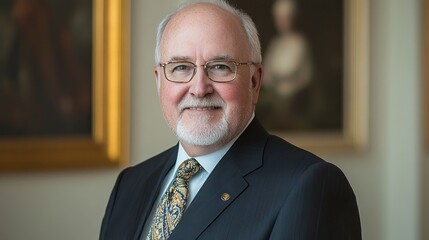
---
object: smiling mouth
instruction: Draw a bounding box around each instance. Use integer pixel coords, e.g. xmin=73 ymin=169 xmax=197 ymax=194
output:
xmin=186 ymin=106 xmax=221 ymax=111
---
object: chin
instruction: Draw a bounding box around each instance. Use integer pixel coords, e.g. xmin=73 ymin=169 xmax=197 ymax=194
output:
xmin=175 ymin=116 xmax=229 ymax=146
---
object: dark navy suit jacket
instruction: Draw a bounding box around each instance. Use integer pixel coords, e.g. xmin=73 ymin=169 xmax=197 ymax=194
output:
xmin=100 ymin=119 xmax=361 ymax=240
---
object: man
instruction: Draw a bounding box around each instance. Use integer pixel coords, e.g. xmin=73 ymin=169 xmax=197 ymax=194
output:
xmin=100 ymin=0 xmax=361 ymax=239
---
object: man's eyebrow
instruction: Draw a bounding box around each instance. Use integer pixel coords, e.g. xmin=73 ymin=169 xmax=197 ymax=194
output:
xmin=209 ymin=55 xmax=235 ymax=61
xmin=167 ymin=56 xmax=193 ymax=62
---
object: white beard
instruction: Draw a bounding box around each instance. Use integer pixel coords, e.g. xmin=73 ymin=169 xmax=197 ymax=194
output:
xmin=175 ymin=96 xmax=229 ymax=146
xmin=176 ymin=113 xmax=228 ymax=146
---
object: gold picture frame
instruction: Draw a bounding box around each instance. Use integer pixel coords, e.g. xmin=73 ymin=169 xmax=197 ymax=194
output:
xmin=425 ymin=0 xmax=429 ymax=146
xmin=0 ymin=0 xmax=129 ymax=170
xmin=229 ymin=0 xmax=368 ymax=153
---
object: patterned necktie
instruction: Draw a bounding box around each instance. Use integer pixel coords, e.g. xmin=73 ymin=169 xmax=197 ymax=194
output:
xmin=146 ymin=158 xmax=201 ymax=240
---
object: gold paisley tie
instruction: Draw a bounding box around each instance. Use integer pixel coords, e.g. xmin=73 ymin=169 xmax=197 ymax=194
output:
xmin=146 ymin=158 xmax=201 ymax=240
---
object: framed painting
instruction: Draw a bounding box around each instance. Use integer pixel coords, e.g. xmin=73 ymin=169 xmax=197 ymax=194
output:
xmin=0 ymin=0 xmax=129 ymax=170
xmin=229 ymin=0 xmax=368 ymax=153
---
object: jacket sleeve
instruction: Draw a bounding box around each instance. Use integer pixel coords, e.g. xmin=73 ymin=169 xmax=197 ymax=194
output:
xmin=99 ymin=171 xmax=124 ymax=240
xmin=269 ymin=162 xmax=362 ymax=240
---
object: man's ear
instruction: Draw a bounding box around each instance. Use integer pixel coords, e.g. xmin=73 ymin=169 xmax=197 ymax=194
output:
xmin=251 ymin=64 xmax=263 ymax=105
xmin=154 ymin=67 xmax=161 ymax=93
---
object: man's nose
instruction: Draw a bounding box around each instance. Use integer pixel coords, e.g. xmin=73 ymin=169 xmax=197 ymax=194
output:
xmin=188 ymin=66 xmax=214 ymax=97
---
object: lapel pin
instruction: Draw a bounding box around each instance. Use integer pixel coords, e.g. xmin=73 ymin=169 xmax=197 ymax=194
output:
xmin=221 ymin=193 xmax=230 ymax=201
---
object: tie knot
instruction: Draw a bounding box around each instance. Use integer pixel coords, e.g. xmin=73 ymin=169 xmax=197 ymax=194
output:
xmin=176 ymin=158 xmax=201 ymax=180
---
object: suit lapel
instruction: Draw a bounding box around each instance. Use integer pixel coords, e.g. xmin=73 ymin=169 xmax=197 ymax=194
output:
xmin=131 ymin=147 xmax=177 ymax=240
xmin=170 ymin=119 xmax=269 ymax=240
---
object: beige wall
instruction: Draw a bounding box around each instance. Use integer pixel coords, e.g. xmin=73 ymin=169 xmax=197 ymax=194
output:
xmin=0 ymin=0 xmax=426 ymax=239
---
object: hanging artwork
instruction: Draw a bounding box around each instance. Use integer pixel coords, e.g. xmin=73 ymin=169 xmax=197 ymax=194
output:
xmin=229 ymin=0 xmax=368 ymax=152
xmin=0 ymin=0 xmax=129 ymax=170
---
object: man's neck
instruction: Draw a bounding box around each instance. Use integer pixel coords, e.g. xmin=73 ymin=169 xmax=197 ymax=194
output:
xmin=181 ymin=141 xmax=226 ymax=157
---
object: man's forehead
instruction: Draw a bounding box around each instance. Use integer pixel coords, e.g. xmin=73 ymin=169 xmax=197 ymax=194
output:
xmin=163 ymin=55 xmax=237 ymax=63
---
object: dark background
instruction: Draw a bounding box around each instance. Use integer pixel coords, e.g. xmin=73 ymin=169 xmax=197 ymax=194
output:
xmin=0 ymin=0 xmax=92 ymax=137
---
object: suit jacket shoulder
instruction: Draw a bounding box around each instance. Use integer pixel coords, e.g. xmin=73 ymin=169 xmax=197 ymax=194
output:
xmin=100 ymin=145 xmax=178 ymax=240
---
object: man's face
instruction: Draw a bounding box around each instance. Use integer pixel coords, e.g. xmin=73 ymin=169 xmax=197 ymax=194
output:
xmin=155 ymin=4 xmax=262 ymax=156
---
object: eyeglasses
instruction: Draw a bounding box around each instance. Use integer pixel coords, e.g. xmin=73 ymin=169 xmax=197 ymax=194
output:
xmin=159 ymin=60 xmax=257 ymax=83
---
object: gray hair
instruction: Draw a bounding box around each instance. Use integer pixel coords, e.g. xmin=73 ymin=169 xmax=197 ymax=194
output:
xmin=154 ymin=0 xmax=262 ymax=64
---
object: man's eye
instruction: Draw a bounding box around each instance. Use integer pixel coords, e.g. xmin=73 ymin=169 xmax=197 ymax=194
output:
xmin=210 ymin=63 xmax=233 ymax=72
xmin=172 ymin=65 xmax=192 ymax=72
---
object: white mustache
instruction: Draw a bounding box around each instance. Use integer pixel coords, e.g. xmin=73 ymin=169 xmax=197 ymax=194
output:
xmin=178 ymin=96 xmax=225 ymax=112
